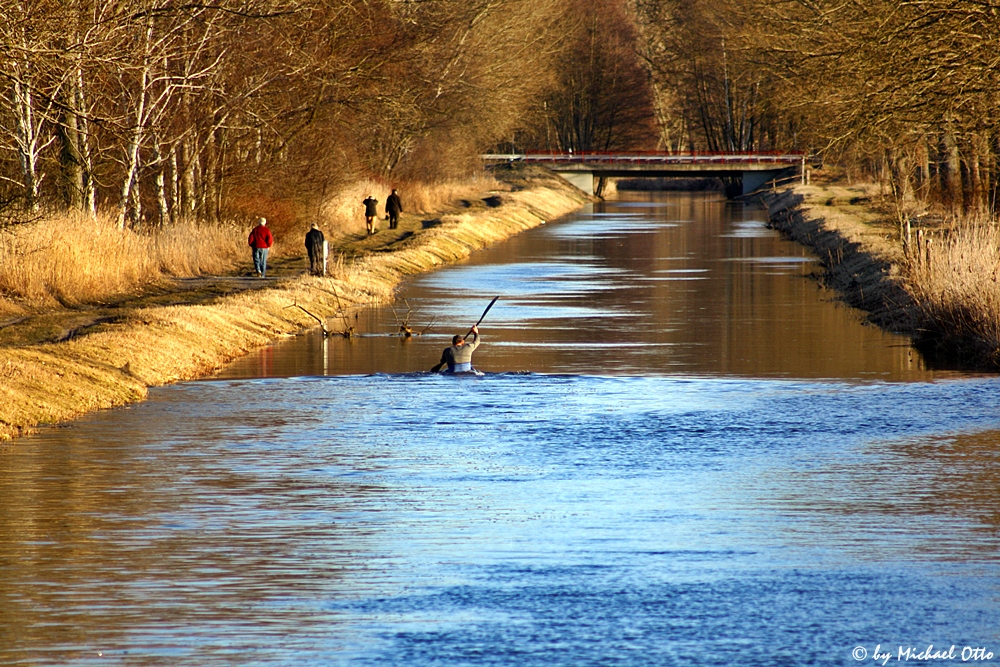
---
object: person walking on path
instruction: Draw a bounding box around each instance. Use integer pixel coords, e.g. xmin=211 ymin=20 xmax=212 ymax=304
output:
xmin=386 ymin=188 xmax=403 ymax=230
xmin=305 ymin=223 xmax=326 ymax=276
xmin=431 ymin=325 xmax=481 ymax=373
xmin=362 ymin=194 xmax=379 ymax=235
xmin=248 ymin=217 xmax=274 ymax=278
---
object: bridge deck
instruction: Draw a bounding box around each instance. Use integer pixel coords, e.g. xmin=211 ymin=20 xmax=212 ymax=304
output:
xmin=483 ymin=152 xmax=804 ymax=196
xmin=485 ymin=152 xmax=803 ymax=172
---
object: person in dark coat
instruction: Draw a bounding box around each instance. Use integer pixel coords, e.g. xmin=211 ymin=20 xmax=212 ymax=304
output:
xmin=362 ymin=194 xmax=378 ymax=235
xmin=248 ymin=217 xmax=273 ymax=278
xmin=305 ymin=223 xmax=325 ymax=276
xmin=385 ymin=189 xmax=403 ymax=229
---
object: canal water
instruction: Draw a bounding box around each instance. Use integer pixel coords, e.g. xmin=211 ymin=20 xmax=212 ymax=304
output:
xmin=3 ymin=193 xmax=1000 ymax=665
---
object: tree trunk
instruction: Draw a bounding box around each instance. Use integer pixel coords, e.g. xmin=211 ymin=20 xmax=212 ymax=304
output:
xmin=117 ymin=28 xmax=151 ymax=228
xmin=215 ymin=127 xmax=226 ymax=221
xmin=181 ymin=138 xmax=198 ymax=219
xmin=117 ymin=106 xmax=145 ymax=228
xmin=58 ymin=97 xmax=85 ymax=211
xmin=971 ymin=134 xmax=989 ymax=215
xmin=169 ymin=143 xmax=179 ymax=224
xmin=153 ymin=140 xmax=169 ymax=227
xmin=75 ymin=61 xmax=96 ymax=217
xmin=130 ymin=166 xmax=143 ymax=228
xmin=939 ymin=129 xmax=961 ymax=211
xmin=963 ymin=138 xmax=980 ymax=215
xmin=914 ymin=139 xmax=930 ymax=202
xmin=11 ymin=66 xmax=45 ymax=211
xmin=891 ymin=149 xmax=913 ymax=202
xmin=990 ymin=132 xmax=1000 ymax=216
xmin=205 ymin=127 xmax=218 ymax=224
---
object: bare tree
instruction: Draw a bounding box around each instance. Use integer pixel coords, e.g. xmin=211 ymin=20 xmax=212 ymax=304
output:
xmin=0 ymin=0 xmax=593 ymax=224
xmin=0 ymin=2 xmax=62 ymax=212
xmin=536 ymin=0 xmax=658 ymax=153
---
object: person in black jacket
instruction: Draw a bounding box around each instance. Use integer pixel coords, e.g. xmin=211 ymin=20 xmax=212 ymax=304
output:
xmin=386 ymin=189 xmax=403 ymax=229
xmin=305 ymin=223 xmax=325 ymax=275
xmin=362 ymin=194 xmax=378 ymax=235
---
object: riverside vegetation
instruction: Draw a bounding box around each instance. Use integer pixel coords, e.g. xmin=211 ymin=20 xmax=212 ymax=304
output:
xmin=0 ymin=166 xmax=589 ymax=441
xmin=0 ymin=0 xmax=652 ymax=441
xmin=767 ymin=171 xmax=1000 ymax=369
xmin=0 ymin=176 xmax=505 ymax=318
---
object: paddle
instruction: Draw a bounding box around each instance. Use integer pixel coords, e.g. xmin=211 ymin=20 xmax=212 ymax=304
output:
xmin=465 ymin=295 xmax=500 ymax=340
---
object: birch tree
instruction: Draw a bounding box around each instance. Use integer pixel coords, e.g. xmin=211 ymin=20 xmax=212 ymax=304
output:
xmin=0 ymin=2 xmax=60 ymax=212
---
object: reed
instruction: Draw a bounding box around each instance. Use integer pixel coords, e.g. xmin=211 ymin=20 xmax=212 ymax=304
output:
xmin=0 ymin=213 xmax=244 ymax=310
xmin=905 ymin=219 xmax=1000 ymax=363
xmin=0 ymin=176 xmax=505 ymax=312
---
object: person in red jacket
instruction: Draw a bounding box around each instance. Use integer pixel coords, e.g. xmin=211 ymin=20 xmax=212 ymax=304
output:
xmin=248 ymin=217 xmax=274 ymax=278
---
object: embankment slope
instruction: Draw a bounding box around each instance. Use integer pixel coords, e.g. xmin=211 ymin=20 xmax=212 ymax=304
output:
xmin=763 ymin=185 xmax=917 ymax=333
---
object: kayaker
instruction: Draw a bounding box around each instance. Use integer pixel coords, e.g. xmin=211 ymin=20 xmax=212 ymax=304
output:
xmin=431 ymin=325 xmax=480 ymax=373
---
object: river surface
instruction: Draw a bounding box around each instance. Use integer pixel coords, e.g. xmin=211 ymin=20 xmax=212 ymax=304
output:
xmin=3 ymin=192 xmax=1000 ymax=665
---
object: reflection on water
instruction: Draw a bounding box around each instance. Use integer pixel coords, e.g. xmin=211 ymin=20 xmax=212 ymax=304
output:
xmin=2 ymin=193 xmax=999 ymax=665
xmin=219 ymin=193 xmax=938 ymax=380
xmin=769 ymin=424 xmax=1000 ymax=562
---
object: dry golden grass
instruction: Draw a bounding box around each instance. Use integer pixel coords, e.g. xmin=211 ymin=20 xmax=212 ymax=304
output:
xmin=806 ymin=182 xmax=1000 ymax=363
xmin=904 ymin=220 xmax=1000 ymax=362
xmin=0 ymin=175 xmax=508 ymax=310
xmin=0 ymin=213 xmax=244 ymax=310
xmin=342 ymin=186 xmax=586 ymax=289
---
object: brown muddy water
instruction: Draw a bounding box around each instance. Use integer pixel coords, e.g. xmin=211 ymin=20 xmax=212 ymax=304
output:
xmin=3 ymin=192 xmax=1000 ymax=666
xmin=222 ymin=193 xmax=935 ymax=380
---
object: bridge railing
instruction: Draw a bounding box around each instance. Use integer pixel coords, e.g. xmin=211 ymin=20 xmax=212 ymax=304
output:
xmin=483 ymin=151 xmax=806 ymax=165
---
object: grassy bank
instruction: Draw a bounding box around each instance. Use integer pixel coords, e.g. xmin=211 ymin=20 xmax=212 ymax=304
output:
xmin=0 ymin=167 xmax=589 ymax=441
xmin=0 ymin=176 xmax=504 ymax=319
xmin=764 ymin=181 xmax=1000 ymax=369
xmin=0 ymin=216 xmax=246 ymax=318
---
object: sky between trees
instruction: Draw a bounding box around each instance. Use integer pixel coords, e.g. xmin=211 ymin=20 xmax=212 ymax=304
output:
xmin=2 ymin=0 xmax=998 ymax=225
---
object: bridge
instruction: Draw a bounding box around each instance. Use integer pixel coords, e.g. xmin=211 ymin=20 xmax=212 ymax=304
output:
xmin=484 ymin=152 xmax=806 ymax=197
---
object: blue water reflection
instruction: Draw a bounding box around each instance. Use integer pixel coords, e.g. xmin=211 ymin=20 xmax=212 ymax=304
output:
xmin=4 ymin=373 xmax=1000 ymax=664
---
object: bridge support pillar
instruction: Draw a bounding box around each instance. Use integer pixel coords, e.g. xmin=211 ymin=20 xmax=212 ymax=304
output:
xmin=595 ymin=176 xmax=609 ymax=198
xmin=741 ymin=169 xmax=784 ymax=196
xmin=558 ymin=171 xmax=595 ymax=195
